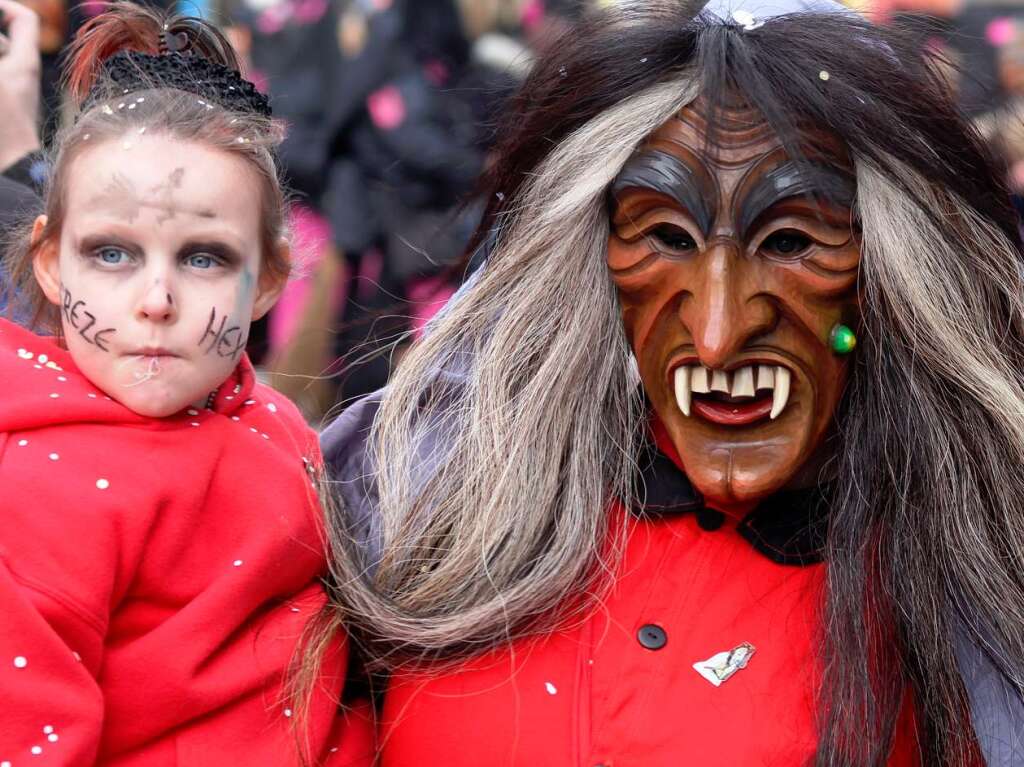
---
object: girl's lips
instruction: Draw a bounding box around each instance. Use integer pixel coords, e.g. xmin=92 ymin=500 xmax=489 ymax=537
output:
xmin=691 ymin=394 xmax=775 ymax=426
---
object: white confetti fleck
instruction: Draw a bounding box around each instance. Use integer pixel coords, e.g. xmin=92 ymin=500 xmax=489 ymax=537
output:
xmin=231 ymin=416 xmax=240 ymax=421
xmin=72 ymin=651 xmax=82 ymax=662
xmin=96 ymin=479 xmax=110 ymax=490
xmin=261 ymin=434 xmax=269 ymax=440
xmin=244 ymin=399 xmax=255 ymax=405
xmin=640 ymin=57 xmax=648 ymax=63
xmin=47 ymin=734 xmax=58 ymax=743
xmin=57 ymin=376 xmax=67 ymax=382
xmin=34 ymin=364 xmax=42 ymax=369
xmin=49 ymin=393 xmax=59 ymax=399
xmin=18 ymin=439 xmax=27 ymax=447
xmin=290 ymin=607 xmax=300 ymax=613
xmin=545 ymin=682 xmax=557 ymax=695
xmin=284 ymin=708 xmax=293 ymax=717
xmin=13 ymin=656 xmax=27 ymax=668
xmin=43 ymin=726 xmax=53 ymax=734
xmin=225 ymin=395 xmax=234 ymax=401
xmin=233 ymin=560 xmax=243 ymax=567
xmin=31 ymin=745 xmax=42 ymax=754
xmin=49 ymin=453 xmax=59 ymax=461
xmin=819 ymin=70 xmax=830 ymax=81
xmin=88 ymin=393 xmax=98 ymax=398
xmin=191 ymin=422 xmax=200 ymax=427
xmin=2 ymin=760 xmax=11 ymax=766
xmin=267 ymin=403 xmax=277 ymax=413
xmin=250 ymin=427 xmax=258 ymax=433
xmin=187 ymin=409 xmax=199 ymax=416
xmin=17 ymin=348 xmax=33 ymax=359
xmin=329 ymin=747 xmax=338 ymax=753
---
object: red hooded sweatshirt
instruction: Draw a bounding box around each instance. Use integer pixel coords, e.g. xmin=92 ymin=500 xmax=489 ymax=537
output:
xmin=0 ymin=319 xmax=373 ymax=766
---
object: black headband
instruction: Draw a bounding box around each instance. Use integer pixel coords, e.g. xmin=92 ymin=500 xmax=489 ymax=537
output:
xmin=84 ymin=50 xmax=272 ymax=118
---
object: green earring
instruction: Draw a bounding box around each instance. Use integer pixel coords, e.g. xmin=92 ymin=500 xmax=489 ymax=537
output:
xmin=830 ymin=324 xmax=857 ymax=355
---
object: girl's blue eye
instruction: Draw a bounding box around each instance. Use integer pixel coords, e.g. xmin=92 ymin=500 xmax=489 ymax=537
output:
xmin=186 ymin=254 xmax=216 ymax=269
xmin=96 ymin=247 xmax=130 ymax=265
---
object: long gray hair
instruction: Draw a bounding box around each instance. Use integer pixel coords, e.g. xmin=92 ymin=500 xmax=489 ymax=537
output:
xmin=321 ymin=9 xmax=1024 ymax=764
xmin=324 ymin=76 xmax=700 ymax=663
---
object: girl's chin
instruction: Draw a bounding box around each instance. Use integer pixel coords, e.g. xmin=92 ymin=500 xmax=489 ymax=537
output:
xmin=107 ymin=385 xmax=205 ymax=419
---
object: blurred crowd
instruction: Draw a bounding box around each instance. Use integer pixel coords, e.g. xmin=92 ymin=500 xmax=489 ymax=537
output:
xmin=6 ymin=0 xmax=1024 ymax=423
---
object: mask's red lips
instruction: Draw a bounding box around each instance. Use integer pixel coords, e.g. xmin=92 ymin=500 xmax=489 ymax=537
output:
xmin=691 ymin=391 xmax=775 ymax=426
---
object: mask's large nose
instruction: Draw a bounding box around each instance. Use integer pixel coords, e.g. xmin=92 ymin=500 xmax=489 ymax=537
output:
xmin=679 ymin=240 xmax=779 ymax=368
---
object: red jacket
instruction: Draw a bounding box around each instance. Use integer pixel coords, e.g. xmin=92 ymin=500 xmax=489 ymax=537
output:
xmin=336 ymin=421 xmax=921 ymax=766
xmin=0 ymin=319 xmax=373 ymax=766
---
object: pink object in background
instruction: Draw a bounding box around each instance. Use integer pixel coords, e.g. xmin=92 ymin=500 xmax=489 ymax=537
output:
xmin=294 ymin=0 xmax=328 ymax=25
xmin=988 ymin=17 xmax=1016 ymax=47
xmin=268 ymin=205 xmax=338 ymax=354
xmin=81 ymin=0 xmax=109 ymax=17
xmin=521 ymin=0 xmax=545 ymax=30
xmin=407 ymin=276 xmax=456 ymax=339
xmin=367 ymin=86 xmax=407 ymax=131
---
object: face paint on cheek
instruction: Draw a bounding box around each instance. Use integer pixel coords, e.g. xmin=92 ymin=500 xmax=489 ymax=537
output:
xmin=197 ymin=307 xmax=248 ymax=361
xmin=59 ymin=285 xmax=118 ymax=351
xmin=196 ymin=267 xmax=255 ymax=363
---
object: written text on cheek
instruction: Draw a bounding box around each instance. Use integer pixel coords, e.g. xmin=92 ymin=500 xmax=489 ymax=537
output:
xmin=198 ymin=308 xmax=246 ymax=361
xmin=60 ymin=286 xmax=117 ymax=351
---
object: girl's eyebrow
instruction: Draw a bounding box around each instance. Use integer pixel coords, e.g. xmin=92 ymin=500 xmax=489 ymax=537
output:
xmin=76 ymin=233 xmax=142 ymax=254
xmin=177 ymin=240 xmax=243 ymax=263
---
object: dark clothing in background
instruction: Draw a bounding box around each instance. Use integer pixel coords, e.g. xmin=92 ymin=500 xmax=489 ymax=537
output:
xmin=238 ymin=0 xmax=495 ymax=403
xmin=0 ymin=166 xmax=42 ymax=322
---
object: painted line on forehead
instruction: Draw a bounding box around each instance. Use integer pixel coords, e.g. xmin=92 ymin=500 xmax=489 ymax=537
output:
xmin=611 ymin=150 xmax=715 ymax=234
xmin=737 ymin=161 xmax=856 ymax=236
xmin=87 ymin=168 xmax=217 ymax=222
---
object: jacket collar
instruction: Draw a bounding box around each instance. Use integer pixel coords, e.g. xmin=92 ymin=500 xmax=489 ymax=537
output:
xmin=629 ymin=418 xmax=828 ymax=566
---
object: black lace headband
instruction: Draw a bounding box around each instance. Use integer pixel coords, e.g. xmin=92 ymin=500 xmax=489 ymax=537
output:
xmin=83 ymin=49 xmax=272 ymax=118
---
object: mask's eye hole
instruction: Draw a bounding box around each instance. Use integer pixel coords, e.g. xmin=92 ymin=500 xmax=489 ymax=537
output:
xmin=761 ymin=230 xmax=812 ymax=259
xmin=647 ymin=224 xmax=697 ymax=254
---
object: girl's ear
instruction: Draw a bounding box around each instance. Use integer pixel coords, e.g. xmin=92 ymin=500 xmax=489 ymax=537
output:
xmin=251 ymin=237 xmax=290 ymax=321
xmin=30 ymin=215 xmax=63 ymax=307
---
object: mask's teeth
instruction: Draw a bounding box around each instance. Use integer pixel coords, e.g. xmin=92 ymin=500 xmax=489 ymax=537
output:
xmin=731 ymin=366 xmax=755 ymax=397
xmin=674 ymin=366 xmax=692 ymax=417
xmin=756 ymin=364 xmax=775 ymax=391
xmin=710 ymin=369 xmax=730 ymax=393
xmin=770 ymin=366 xmax=791 ymax=420
xmin=691 ymin=366 xmax=711 ymax=394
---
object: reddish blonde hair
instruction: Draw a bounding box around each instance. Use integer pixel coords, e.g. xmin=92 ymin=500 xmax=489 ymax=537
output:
xmin=3 ymin=2 xmax=289 ymax=332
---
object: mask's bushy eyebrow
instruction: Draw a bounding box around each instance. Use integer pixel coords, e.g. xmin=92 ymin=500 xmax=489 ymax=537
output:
xmin=610 ymin=150 xmax=714 ymax=234
xmin=738 ymin=161 xmax=855 ymax=234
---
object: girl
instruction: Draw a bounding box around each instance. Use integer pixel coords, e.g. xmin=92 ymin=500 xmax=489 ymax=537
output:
xmin=0 ymin=4 xmax=371 ymax=764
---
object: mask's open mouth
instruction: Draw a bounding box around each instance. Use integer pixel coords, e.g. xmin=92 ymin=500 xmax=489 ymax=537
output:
xmin=673 ymin=364 xmax=792 ymax=426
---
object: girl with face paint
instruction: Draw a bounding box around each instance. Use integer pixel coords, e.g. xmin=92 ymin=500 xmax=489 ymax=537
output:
xmin=0 ymin=5 xmax=373 ymax=764
xmin=316 ymin=2 xmax=1024 ymax=765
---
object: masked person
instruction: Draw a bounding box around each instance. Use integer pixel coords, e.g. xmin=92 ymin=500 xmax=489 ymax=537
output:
xmin=0 ymin=4 xmax=373 ymax=764
xmin=319 ymin=1 xmax=1024 ymax=764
